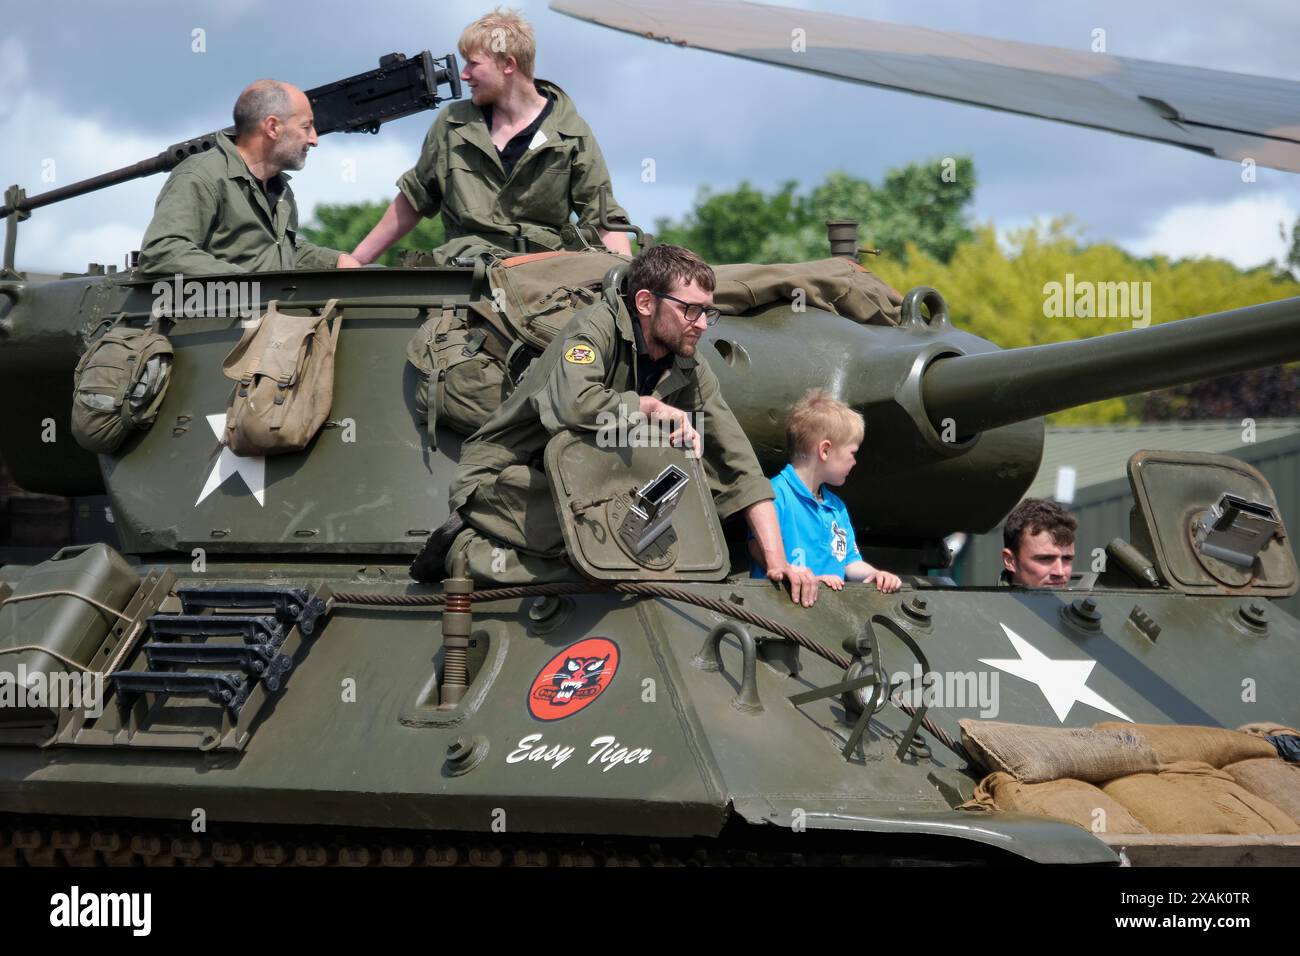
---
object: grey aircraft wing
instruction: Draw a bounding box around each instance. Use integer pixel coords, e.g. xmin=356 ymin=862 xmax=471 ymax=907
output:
xmin=550 ymin=0 xmax=1300 ymax=173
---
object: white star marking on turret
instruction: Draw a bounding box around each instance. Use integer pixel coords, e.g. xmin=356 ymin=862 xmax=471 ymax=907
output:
xmin=196 ymin=414 xmax=265 ymax=507
xmin=979 ymin=623 xmax=1131 ymax=723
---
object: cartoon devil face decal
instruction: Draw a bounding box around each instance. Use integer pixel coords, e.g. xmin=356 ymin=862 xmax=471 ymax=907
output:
xmin=528 ymin=637 xmax=620 ymax=721
xmin=551 ymin=655 xmax=609 ymax=703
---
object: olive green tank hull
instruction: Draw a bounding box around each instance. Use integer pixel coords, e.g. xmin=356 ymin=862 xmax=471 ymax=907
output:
xmin=2 ymin=563 xmax=1298 ymax=865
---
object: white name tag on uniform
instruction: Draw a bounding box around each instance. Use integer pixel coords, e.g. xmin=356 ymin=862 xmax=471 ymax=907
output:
xmin=528 ymin=129 xmax=548 ymax=150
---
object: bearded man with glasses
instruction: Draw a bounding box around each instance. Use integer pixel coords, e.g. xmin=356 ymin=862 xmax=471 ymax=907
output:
xmin=410 ymin=243 xmax=820 ymax=607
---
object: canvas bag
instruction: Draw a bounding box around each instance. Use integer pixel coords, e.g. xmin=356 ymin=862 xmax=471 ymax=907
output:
xmin=407 ymin=250 xmax=627 ymax=437
xmin=407 ymin=300 xmax=513 ymax=437
xmin=221 ymin=299 xmax=342 ymax=456
xmin=71 ymin=321 xmax=173 ymax=454
xmin=465 ymin=249 xmax=630 ymax=353
xmin=712 ymin=258 xmax=902 ymax=325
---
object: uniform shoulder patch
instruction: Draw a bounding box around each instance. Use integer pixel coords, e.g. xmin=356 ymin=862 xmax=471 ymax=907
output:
xmin=563 ymin=344 xmax=596 ymax=365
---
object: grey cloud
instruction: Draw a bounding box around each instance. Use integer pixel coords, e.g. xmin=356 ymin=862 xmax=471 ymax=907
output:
xmin=4 ymin=0 xmax=1299 ymax=271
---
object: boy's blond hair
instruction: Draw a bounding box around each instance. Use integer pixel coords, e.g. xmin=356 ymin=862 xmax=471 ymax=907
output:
xmin=786 ymin=388 xmax=865 ymax=459
xmin=460 ymin=8 xmax=537 ymax=78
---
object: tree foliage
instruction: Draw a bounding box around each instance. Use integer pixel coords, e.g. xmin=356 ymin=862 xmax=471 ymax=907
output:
xmin=655 ymin=157 xmax=976 ymax=265
xmin=300 ymin=201 xmax=445 ymax=266
xmin=872 ymin=219 xmax=1300 ymax=424
xmin=1285 ymin=214 xmax=1300 ymax=278
xmin=1137 ymin=367 xmax=1300 ymax=421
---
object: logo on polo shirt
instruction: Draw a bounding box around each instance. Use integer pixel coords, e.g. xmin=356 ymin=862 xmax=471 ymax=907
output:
xmin=830 ymin=520 xmax=848 ymax=562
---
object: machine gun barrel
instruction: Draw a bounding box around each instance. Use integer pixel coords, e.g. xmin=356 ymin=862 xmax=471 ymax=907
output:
xmin=0 ymin=51 xmax=459 ymax=220
xmin=1 ymin=136 xmax=224 ymax=217
xmin=921 ymin=295 xmax=1300 ymax=437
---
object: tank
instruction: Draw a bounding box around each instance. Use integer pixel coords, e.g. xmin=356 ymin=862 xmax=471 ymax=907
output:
xmin=2 ymin=125 xmax=1300 ymax=868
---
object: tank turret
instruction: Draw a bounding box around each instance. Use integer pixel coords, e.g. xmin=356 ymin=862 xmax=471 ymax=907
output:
xmin=703 ymin=287 xmax=1300 ymax=558
xmin=2 ymin=263 xmax=1299 ymax=573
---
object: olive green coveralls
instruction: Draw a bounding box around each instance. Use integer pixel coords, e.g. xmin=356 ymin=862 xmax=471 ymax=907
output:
xmin=396 ymin=80 xmax=629 ymax=263
xmin=446 ymin=289 xmax=773 ymax=584
xmin=139 ymin=133 xmax=341 ymax=276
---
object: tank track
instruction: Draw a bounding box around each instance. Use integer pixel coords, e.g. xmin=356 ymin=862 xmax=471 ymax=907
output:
xmin=0 ymin=813 xmax=1006 ymax=867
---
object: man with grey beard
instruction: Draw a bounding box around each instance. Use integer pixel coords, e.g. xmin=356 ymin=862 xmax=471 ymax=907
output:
xmin=140 ymin=80 xmax=359 ymax=275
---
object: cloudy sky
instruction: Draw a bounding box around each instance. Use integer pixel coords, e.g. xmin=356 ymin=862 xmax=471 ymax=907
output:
xmin=3 ymin=0 xmax=1298 ymax=273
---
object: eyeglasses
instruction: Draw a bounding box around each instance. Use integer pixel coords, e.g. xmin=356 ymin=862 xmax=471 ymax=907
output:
xmin=653 ymin=292 xmax=722 ymax=327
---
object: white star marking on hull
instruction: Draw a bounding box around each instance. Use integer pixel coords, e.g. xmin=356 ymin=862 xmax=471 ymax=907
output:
xmin=979 ymin=623 xmax=1131 ymax=723
xmin=196 ymin=414 xmax=266 ymax=506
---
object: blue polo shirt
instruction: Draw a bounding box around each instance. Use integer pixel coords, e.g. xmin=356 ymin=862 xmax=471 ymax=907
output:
xmin=750 ymin=464 xmax=862 ymax=577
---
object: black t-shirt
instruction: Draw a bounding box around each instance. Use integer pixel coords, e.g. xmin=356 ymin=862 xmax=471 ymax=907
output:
xmin=483 ymin=92 xmax=555 ymax=177
xmin=263 ymin=175 xmax=286 ymax=213
xmin=628 ymin=300 xmax=673 ymax=396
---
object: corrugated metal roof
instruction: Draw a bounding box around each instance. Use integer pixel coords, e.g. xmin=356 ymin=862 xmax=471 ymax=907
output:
xmin=1027 ymin=419 xmax=1300 ymax=500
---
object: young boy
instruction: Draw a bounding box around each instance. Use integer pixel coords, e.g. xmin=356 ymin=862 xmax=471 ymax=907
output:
xmin=751 ymin=389 xmax=902 ymax=592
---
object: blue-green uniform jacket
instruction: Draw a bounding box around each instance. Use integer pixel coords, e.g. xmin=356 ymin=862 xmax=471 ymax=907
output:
xmin=139 ymin=132 xmax=341 ymax=276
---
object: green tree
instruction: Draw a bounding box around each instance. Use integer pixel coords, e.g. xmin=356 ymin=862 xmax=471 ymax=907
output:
xmin=300 ymin=201 xmax=446 ymax=266
xmin=1284 ymin=214 xmax=1300 ymax=278
xmin=848 ymin=156 xmax=976 ymax=263
xmin=655 ymin=180 xmax=807 ymax=264
xmin=1137 ymin=366 xmax=1300 ymax=421
xmin=654 ymin=157 xmax=975 ymax=265
xmin=874 ymin=219 xmax=1300 ymax=424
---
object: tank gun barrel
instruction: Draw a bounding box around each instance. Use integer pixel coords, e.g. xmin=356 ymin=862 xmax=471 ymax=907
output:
xmin=921 ymin=295 xmax=1300 ymax=437
xmin=1 ymin=137 xmax=226 ymax=218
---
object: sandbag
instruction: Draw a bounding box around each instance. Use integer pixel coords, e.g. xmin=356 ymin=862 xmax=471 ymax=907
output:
xmin=1224 ymin=758 xmax=1300 ymax=825
xmin=712 ymin=258 xmax=901 ymax=325
xmin=962 ymin=772 xmax=1147 ymax=834
xmin=959 ymin=719 xmax=1158 ymax=784
xmin=222 ymin=299 xmax=341 ymax=456
xmin=1238 ymin=722 xmax=1300 ymax=740
xmin=71 ymin=324 xmax=173 ymax=454
xmin=1102 ymin=761 xmax=1299 ymax=835
xmin=1096 ymin=721 xmax=1278 ymax=768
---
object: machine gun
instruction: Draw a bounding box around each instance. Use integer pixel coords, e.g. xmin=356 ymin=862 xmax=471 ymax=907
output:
xmin=0 ymin=51 xmax=461 ymax=273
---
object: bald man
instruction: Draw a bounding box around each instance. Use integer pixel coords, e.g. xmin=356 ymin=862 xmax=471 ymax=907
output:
xmin=140 ymin=79 xmax=360 ymax=275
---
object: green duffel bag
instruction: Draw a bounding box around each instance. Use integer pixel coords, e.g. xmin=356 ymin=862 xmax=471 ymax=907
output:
xmin=71 ymin=323 xmax=173 ymax=454
xmin=407 ymin=302 xmax=514 ymax=437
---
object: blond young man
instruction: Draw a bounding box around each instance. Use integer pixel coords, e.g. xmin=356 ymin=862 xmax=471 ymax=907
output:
xmin=352 ymin=7 xmax=631 ymax=264
xmin=751 ymin=389 xmax=902 ymax=592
